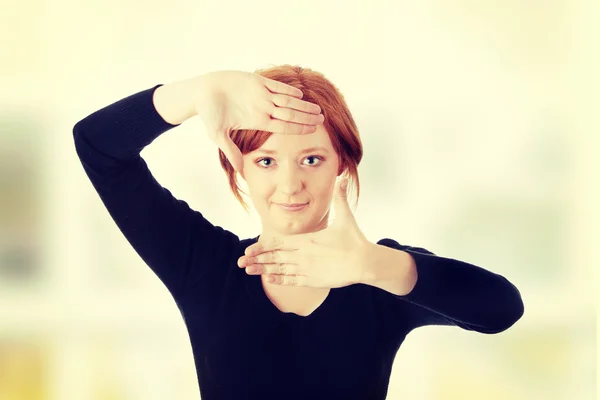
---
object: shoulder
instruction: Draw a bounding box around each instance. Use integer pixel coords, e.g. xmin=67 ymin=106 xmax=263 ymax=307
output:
xmin=376 ymin=238 xmax=435 ymax=256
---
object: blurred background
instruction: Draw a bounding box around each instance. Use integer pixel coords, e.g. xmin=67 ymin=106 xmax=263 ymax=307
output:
xmin=0 ymin=0 xmax=597 ymax=399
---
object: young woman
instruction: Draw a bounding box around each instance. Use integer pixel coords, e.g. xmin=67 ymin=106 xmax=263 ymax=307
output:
xmin=73 ymin=66 xmax=524 ymax=399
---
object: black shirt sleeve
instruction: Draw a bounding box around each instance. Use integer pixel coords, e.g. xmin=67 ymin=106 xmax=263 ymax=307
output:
xmin=376 ymin=238 xmax=524 ymax=335
xmin=72 ymin=85 xmax=239 ymax=300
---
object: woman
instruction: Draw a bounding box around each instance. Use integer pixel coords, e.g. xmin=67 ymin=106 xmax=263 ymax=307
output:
xmin=73 ymin=66 xmax=524 ymax=399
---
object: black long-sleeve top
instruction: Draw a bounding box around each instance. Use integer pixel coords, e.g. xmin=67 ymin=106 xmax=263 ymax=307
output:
xmin=73 ymin=84 xmax=524 ymax=400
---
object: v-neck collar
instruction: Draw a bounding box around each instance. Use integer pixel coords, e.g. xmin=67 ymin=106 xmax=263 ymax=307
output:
xmin=241 ymin=235 xmax=341 ymax=321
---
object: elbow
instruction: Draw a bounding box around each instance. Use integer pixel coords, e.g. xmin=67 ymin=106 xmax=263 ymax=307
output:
xmin=73 ymin=121 xmax=85 ymax=149
xmin=485 ymin=284 xmax=525 ymax=334
xmin=493 ymin=299 xmax=524 ymax=334
xmin=73 ymin=119 xmax=85 ymax=140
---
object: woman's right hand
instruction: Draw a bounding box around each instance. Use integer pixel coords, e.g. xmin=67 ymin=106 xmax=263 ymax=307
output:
xmin=192 ymin=70 xmax=324 ymax=174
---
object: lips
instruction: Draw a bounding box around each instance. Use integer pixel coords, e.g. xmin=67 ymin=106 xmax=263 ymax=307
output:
xmin=275 ymin=202 xmax=308 ymax=211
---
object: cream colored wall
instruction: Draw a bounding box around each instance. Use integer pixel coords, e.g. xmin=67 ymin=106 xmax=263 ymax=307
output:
xmin=0 ymin=0 xmax=597 ymax=399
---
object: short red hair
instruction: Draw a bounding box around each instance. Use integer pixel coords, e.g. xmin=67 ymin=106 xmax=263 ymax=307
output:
xmin=218 ymin=64 xmax=363 ymax=213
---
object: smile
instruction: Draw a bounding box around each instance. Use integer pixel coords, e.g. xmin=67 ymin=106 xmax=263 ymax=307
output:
xmin=276 ymin=202 xmax=308 ymax=212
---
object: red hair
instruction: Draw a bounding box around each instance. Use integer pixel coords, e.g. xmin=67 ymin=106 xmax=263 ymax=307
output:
xmin=218 ymin=65 xmax=363 ymax=213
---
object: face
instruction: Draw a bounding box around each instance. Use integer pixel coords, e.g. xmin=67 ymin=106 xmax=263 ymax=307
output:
xmin=241 ymin=124 xmax=341 ymax=237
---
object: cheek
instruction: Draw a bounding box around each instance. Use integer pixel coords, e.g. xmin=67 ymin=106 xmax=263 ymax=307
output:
xmin=245 ymin=175 xmax=267 ymax=194
xmin=311 ymin=176 xmax=337 ymax=201
xmin=247 ymin=181 xmax=275 ymax=210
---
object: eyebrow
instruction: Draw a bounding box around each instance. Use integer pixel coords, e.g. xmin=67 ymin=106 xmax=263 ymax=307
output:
xmin=256 ymin=146 xmax=330 ymax=155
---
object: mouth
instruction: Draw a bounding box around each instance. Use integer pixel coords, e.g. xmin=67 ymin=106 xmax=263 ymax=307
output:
xmin=275 ymin=202 xmax=309 ymax=212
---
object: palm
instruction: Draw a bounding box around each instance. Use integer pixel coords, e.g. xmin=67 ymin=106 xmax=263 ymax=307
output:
xmin=194 ymin=70 xmax=323 ymax=173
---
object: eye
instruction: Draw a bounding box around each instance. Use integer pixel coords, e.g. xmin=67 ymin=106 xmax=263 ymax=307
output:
xmin=303 ymin=155 xmax=324 ymax=166
xmin=256 ymin=157 xmax=274 ymax=168
xmin=255 ymin=155 xmax=324 ymax=169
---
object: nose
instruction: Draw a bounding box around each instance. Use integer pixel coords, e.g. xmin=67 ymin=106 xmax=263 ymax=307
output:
xmin=278 ymin=161 xmax=304 ymax=197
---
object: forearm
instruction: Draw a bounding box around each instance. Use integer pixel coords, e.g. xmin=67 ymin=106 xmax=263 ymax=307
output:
xmin=361 ymin=239 xmax=524 ymax=333
xmin=361 ymin=242 xmax=418 ymax=296
xmin=74 ymin=84 xmax=183 ymax=162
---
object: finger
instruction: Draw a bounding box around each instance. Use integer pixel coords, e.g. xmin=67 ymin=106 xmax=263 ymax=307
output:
xmin=271 ymin=93 xmax=322 ymax=114
xmin=267 ymin=274 xmax=306 ymax=287
xmin=263 ymin=77 xmax=304 ymax=98
xmin=238 ymin=252 xmax=291 ymax=268
xmin=331 ymin=177 xmax=353 ymax=224
xmin=246 ymin=263 xmax=299 ymax=276
xmin=251 ymin=236 xmax=286 ymax=255
xmin=245 ymin=234 xmax=313 ymax=256
xmin=271 ymin=106 xmax=325 ymax=126
xmin=253 ymin=250 xmax=293 ymax=265
xmin=265 ymin=118 xmax=318 ymax=135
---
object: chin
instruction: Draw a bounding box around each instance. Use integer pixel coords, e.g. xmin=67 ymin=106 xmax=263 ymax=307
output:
xmin=272 ymin=218 xmax=312 ymax=235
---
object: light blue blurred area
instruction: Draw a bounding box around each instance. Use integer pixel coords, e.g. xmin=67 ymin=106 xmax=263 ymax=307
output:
xmin=0 ymin=0 xmax=596 ymax=399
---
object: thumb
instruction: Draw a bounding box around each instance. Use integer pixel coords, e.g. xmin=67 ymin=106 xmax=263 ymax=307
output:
xmin=331 ymin=178 xmax=352 ymax=222
xmin=337 ymin=178 xmax=349 ymax=201
xmin=220 ymin=134 xmax=244 ymax=175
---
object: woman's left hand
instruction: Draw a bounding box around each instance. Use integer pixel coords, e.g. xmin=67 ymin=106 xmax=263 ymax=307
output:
xmin=237 ymin=179 xmax=373 ymax=289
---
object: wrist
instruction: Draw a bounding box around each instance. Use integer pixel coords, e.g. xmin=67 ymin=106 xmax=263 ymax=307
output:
xmin=189 ymin=73 xmax=216 ymax=117
xmin=153 ymin=76 xmax=207 ymax=125
xmin=361 ymin=243 xmax=418 ymax=296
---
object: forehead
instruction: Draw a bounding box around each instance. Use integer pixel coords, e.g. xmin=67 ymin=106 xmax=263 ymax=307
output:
xmin=258 ymin=124 xmax=334 ymax=153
